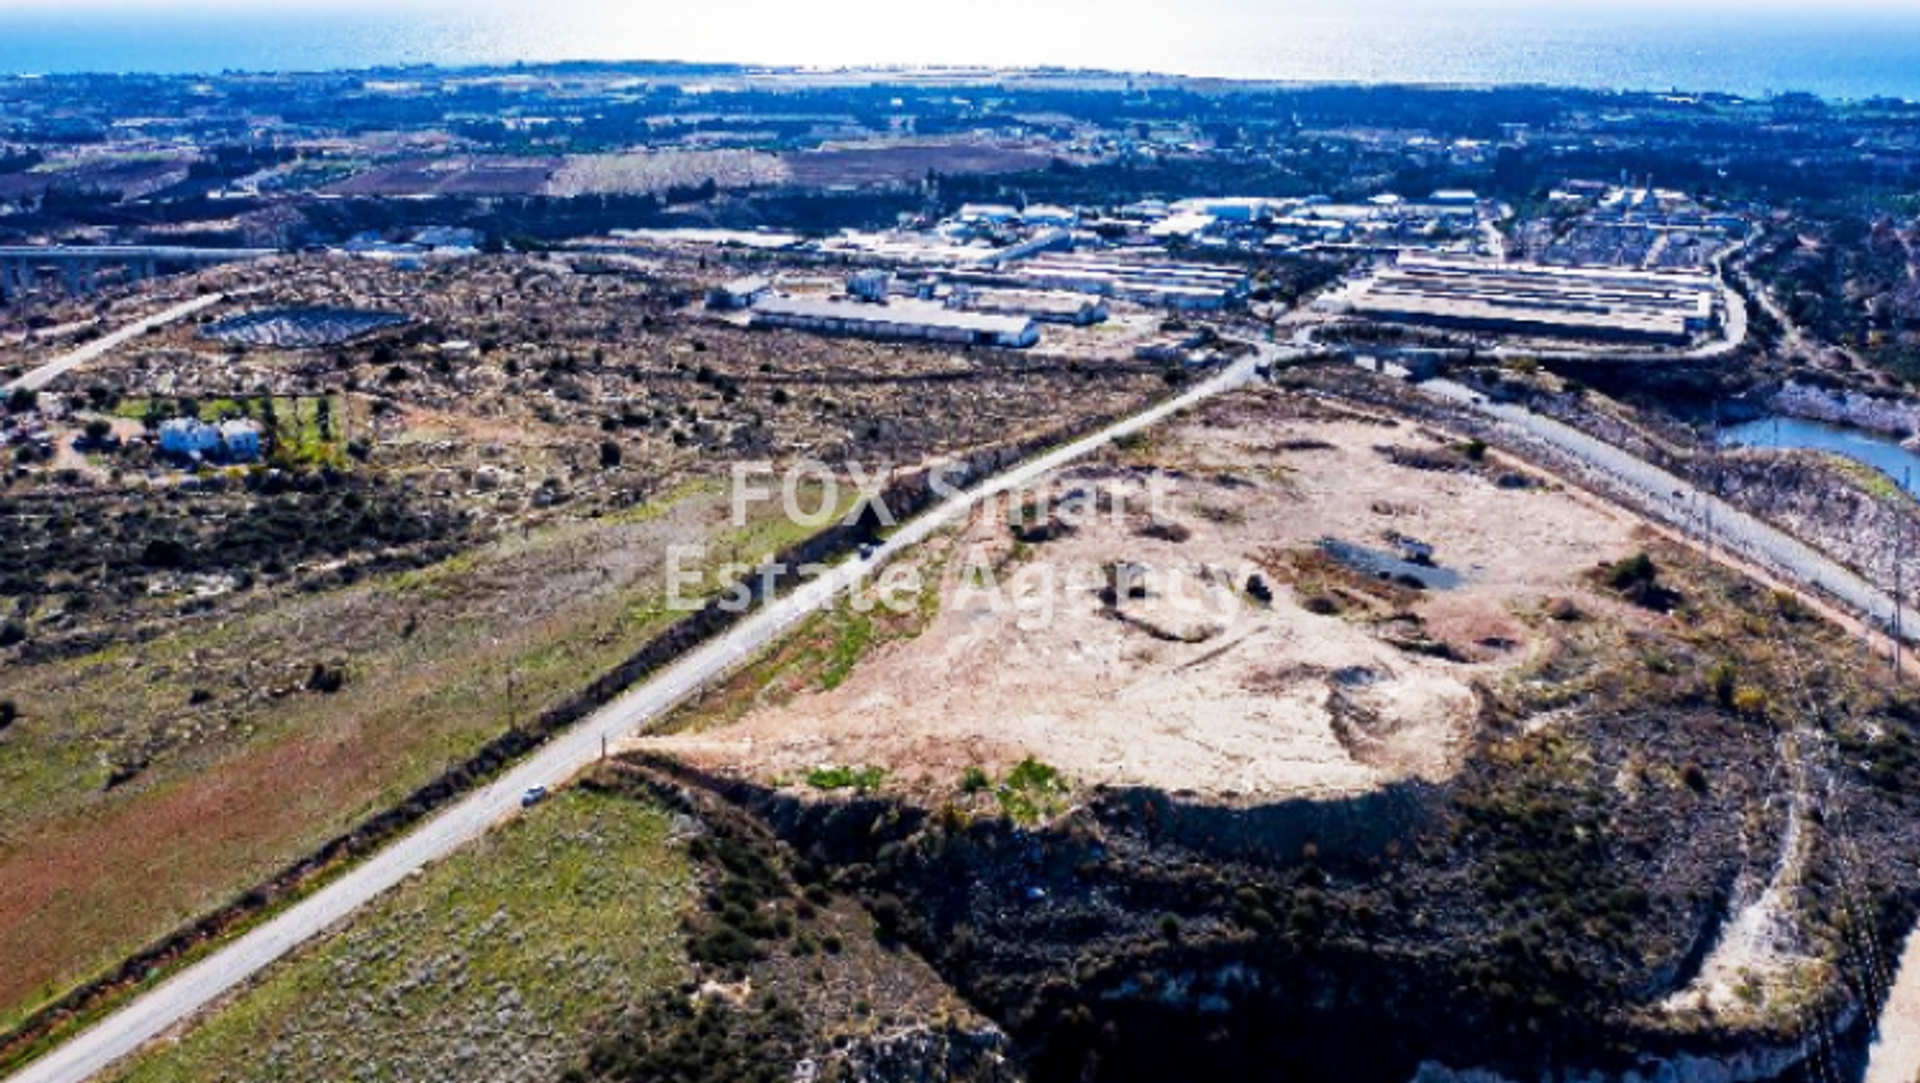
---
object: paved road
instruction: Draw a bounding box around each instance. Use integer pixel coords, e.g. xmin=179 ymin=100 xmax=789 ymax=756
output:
xmin=5 ymin=351 xmax=1268 ymax=1083
xmin=1420 ymin=377 xmax=1918 ymax=635
xmin=3 ymin=294 xmax=226 ymax=395
xmin=1421 ymin=372 xmax=1920 ymax=1082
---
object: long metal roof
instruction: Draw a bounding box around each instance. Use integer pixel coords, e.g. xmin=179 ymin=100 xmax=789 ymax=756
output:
xmin=753 ymin=296 xmax=1035 ymax=336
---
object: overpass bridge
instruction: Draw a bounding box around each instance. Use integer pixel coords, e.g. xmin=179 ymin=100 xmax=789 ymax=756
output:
xmin=0 ymin=245 xmax=277 ymax=301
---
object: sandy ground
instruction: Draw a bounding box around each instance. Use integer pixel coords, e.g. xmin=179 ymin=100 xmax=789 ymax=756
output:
xmin=644 ymin=390 xmax=1642 ymax=804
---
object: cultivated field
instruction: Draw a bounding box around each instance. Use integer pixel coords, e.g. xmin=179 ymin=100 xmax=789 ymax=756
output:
xmin=547 ymin=150 xmax=791 ymax=197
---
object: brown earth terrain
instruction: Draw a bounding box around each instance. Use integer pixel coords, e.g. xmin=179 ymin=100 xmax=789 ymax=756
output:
xmin=616 ymin=382 xmax=1920 ymax=1083
xmin=646 ymin=387 xmax=1638 ymax=804
xmin=0 ymin=252 xmax=1170 ymax=1042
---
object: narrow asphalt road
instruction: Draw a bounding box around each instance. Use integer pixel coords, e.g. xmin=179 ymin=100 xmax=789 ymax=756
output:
xmin=3 ymin=293 xmax=227 ymax=395
xmin=5 ymin=351 xmax=1269 ymax=1083
xmin=1420 ymin=377 xmax=1918 ymax=635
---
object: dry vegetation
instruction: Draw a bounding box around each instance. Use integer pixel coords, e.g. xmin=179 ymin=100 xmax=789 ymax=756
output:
xmin=620 ymin=386 xmax=1920 ymax=1082
xmin=645 ymin=387 xmax=1639 ymax=804
xmin=109 ymin=769 xmax=1013 ymax=1083
xmin=0 ymin=252 xmax=1167 ymax=1044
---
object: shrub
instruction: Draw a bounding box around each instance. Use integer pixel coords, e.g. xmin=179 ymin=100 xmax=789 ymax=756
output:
xmin=1682 ymin=763 xmax=1709 ymax=793
xmin=306 ymin=662 xmax=348 ymax=694
xmin=1605 ymin=552 xmax=1658 ymax=591
xmin=1602 ymin=552 xmax=1678 ymax=611
xmin=960 ymin=766 xmax=991 ymax=794
xmin=0 ymin=700 xmax=17 ymax=732
xmin=1709 ymin=661 xmax=1739 ymax=708
xmin=0 ymin=621 xmax=24 ymax=648
xmin=1732 ymin=687 xmax=1770 ymax=718
xmin=870 ymin=893 xmax=906 ymax=940
xmin=805 ymin=765 xmax=885 ymax=794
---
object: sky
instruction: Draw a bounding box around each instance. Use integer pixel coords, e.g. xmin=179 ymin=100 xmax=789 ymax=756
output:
xmin=3 ymin=0 xmax=1917 ymax=11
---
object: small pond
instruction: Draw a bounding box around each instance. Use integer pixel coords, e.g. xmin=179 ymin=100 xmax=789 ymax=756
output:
xmin=1718 ymin=416 xmax=1920 ymax=497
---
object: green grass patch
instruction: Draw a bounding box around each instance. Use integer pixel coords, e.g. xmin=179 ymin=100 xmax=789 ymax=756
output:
xmin=994 ymin=757 xmax=1070 ymax=825
xmin=111 ymin=788 xmax=692 ymax=1083
xmin=805 ymin=765 xmax=886 ymax=794
xmin=112 ymin=395 xmax=351 ymax=468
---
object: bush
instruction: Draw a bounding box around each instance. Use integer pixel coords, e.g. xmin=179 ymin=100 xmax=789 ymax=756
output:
xmin=1709 ymin=661 xmax=1739 ymax=708
xmin=1732 ymin=687 xmax=1770 ymax=718
xmin=1605 ymin=553 xmax=1658 ymax=591
xmin=0 ymin=621 xmax=24 ymax=648
xmin=1602 ymin=552 xmax=1679 ymax=611
xmin=306 ymin=662 xmax=348 ymax=694
xmin=1682 ymin=763 xmax=1709 ymax=793
xmin=960 ymin=766 xmax=991 ymax=794
xmin=870 ymin=892 xmax=906 ymax=940
xmin=806 ymin=765 xmax=885 ymax=794
xmin=0 ymin=700 xmax=17 ymax=732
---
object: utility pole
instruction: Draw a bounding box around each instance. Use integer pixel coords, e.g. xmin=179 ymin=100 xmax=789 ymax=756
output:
xmin=506 ymin=667 xmax=522 ymax=735
xmin=1897 ymin=468 xmax=1910 ymax=681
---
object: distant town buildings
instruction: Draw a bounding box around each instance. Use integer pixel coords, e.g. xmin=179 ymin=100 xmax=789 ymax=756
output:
xmin=750 ymin=296 xmax=1040 ymax=349
xmin=706 ymin=276 xmax=772 ymax=310
xmin=1344 ymin=255 xmax=1719 ymax=345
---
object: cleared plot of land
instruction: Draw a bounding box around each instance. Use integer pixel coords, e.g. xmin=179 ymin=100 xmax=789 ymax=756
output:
xmin=108 ymin=788 xmax=693 ymax=1083
xmin=0 ymin=156 xmax=193 ymax=202
xmin=547 ymin=150 xmax=791 ymax=197
xmin=321 ymin=157 xmax=561 ymax=197
xmin=782 ymin=141 xmax=1057 ymax=187
xmin=646 ymin=389 xmax=1640 ymax=803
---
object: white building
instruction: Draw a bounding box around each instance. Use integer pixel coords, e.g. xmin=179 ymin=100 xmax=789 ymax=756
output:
xmin=958 ymin=204 xmax=1020 ymax=226
xmin=158 ymin=418 xmax=220 ymax=458
xmin=706 ymin=276 xmax=771 ymax=310
xmin=1021 ymin=204 xmax=1080 ymax=228
xmin=848 ymin=270 xmax=894 ymax=302
xmin=751 ymin=296 xmax=1040 ymax=348
xmin=218 ymin=420 xmax=263 ymax=461
xmin=159 ymin=417 xmax=264 ymax=461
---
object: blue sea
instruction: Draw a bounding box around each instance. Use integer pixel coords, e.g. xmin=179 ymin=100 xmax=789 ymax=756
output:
xmin=2 ymin=1 xmax=1920 ymax=101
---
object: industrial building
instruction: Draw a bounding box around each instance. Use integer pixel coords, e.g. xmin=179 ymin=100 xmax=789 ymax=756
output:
xmin=706 ymin=276 xmax=771 ymax=310
xmin=750 ymin=296 xmax=1040 ymax=349
xmin=1347 ymin=255 xmax=1719 ymax=345
xmin=1003 ymin=253 xmax=1250 ymax=311
xmin=949 ymin=287 xmax=1108 ymax=326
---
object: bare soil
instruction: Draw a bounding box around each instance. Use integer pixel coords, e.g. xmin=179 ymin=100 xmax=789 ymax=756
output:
xmin=647 ymin=387 xmax=1641 ymax=804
